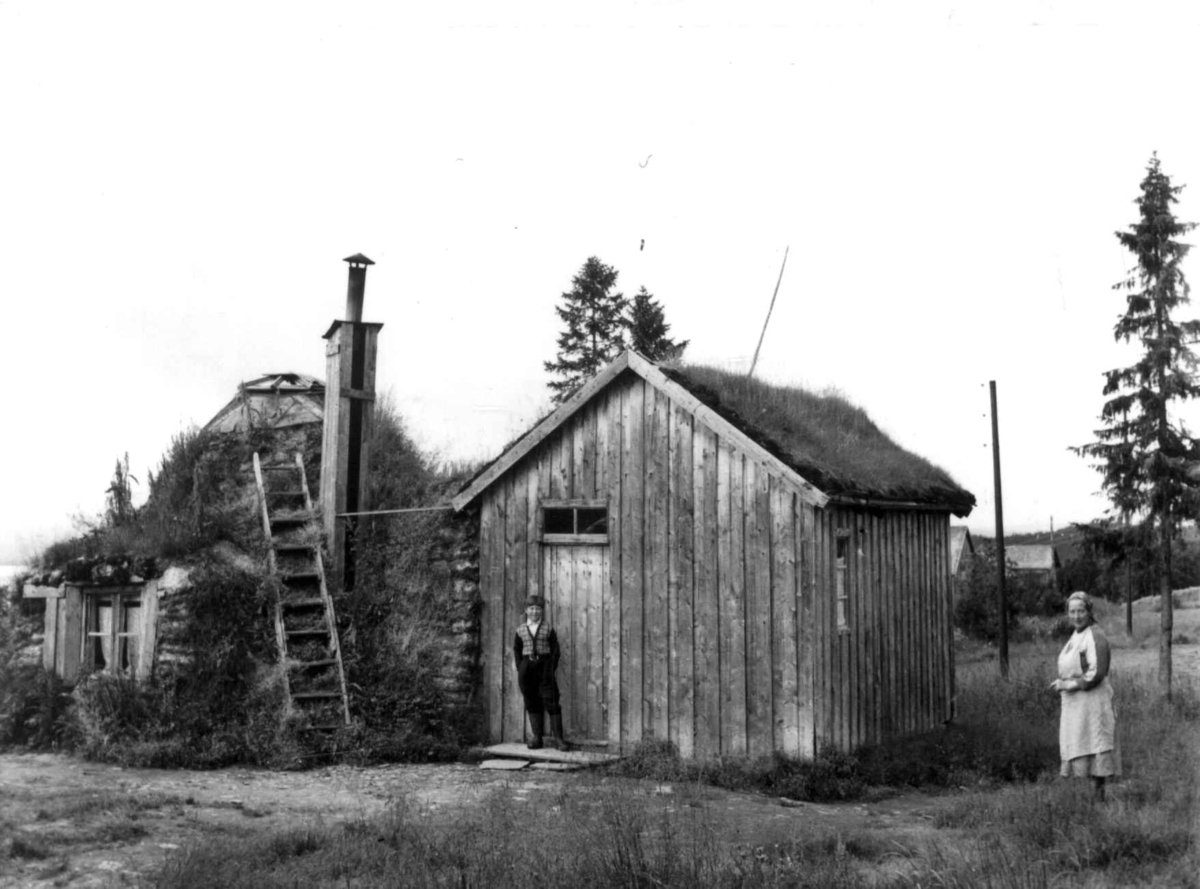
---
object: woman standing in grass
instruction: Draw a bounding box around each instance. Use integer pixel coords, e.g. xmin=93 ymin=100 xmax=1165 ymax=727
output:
xmin=1050 ymin=591 xmax=1121 ymax=801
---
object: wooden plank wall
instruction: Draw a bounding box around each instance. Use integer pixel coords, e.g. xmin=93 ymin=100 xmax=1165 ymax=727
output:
xmin=477 ymin=370 xmax=952 ymax=758
xmin=810 ymin=506 xmax=953 ymax=753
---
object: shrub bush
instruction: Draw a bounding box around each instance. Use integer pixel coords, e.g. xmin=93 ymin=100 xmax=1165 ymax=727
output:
xmin=67 ymin=560 xmax=299 ymax=768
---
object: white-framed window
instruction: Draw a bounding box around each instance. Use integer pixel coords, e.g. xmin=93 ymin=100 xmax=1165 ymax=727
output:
xmin=83 ymin=588 xmax=143 ymax=676
xmin=540 ymin=499 xmax=609 ymax=545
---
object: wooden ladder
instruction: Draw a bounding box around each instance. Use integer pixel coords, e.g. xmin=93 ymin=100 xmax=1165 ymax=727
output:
xmin=252 ymin=452 xmax=351 ymax=728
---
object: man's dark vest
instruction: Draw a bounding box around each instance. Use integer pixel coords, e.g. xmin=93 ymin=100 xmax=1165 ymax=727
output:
xmin=517 ymin=622 xmax=553 ymax=658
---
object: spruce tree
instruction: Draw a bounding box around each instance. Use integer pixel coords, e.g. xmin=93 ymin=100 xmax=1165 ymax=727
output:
xmin=1073 ymin=153 xmax=1200 ymax=697
xmin=544 ymin=257 xmax=628 ymax=403
xmin=627 ymin=286 xmax=689 ymax=362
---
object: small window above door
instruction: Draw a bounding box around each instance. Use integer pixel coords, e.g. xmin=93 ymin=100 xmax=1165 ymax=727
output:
xmin=541 ymin=499 xmax=609 ymax=545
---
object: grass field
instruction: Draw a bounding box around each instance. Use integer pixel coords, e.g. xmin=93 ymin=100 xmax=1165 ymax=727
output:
xmin=138 ymin=596 xmax=1199 ymax=888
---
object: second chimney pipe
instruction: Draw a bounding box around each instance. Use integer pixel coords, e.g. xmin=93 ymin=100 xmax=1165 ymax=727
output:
xmin=343 ymin=253 xmax=375 ymax=321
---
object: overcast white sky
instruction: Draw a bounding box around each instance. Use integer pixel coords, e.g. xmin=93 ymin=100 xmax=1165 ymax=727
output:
xmin=4 ymin=1 xmax=1200 ymax=563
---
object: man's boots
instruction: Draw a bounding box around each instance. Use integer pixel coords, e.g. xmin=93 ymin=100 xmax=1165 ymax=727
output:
xmin=547 ymin=712 xmax=570 ymax=751
xmin=526 ymin=712 xmax=544 ymax=750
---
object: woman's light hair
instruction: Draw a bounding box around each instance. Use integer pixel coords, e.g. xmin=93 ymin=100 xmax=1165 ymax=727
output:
xmin=1067 ymin=590 xmax=1094 ymax=615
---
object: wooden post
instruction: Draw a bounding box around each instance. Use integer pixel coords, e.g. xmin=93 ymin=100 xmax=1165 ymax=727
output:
xmin=990 ymin=381 xmax=1008 ymax=680
xmin=1125 ymin=514 xmax=1133 ymax=636
xmin=319 ymin=254 xmax=383 ymax=592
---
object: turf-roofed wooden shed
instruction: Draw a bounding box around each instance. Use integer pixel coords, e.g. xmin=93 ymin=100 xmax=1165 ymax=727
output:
xmin=452 ymin=351 xmax=975 ymax=759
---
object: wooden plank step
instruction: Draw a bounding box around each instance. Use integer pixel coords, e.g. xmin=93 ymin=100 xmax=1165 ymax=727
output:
xmin=476 ymin=743 xmax=620 ymax=765
xmin=290 ymin=659 xmax=338 ymax=669
xmin=281 ymin=597 xmax=326 ymax=609
xmin=261 ymin=465 xmax=301 ymax=472
xmin=273 ymin=543 xmax=317 ymax=552
xmin=270 ymin=514 xmax=313 ymax=525
xmin=286 ymin=628 xmax=332 ymax=638
xmin=292 ymin=691 xmax=342 ymax=700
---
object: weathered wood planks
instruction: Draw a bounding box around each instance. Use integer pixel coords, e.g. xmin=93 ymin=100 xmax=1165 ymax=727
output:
xmin=475 ymin=370 xmax=957 ymax=760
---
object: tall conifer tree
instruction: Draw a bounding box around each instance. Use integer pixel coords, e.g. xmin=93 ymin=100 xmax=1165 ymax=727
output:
xmin=544 ymin=257 xmax=627 ymax=403
xmin=1074 ymin=153 xmax=1200 ymax=696
xmin=627 ymin=286 xmax=689 ymax=362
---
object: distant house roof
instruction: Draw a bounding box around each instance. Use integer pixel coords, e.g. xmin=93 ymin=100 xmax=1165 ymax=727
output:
xmin=1006 ymin=544 xmax=1061 ymax=572
xmin=950 ymin=526 xmax=975 ymax=574
xmin=454 ymin=351 xmax=975 ymax=516
xmin=203 ymin=372 xmax=325 ymax=434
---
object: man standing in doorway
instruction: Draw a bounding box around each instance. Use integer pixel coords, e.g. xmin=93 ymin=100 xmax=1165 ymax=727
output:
xmin=513 ymin=595 xmax=569 ymax=750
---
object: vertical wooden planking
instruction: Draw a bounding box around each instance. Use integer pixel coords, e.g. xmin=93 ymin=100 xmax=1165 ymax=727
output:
xmin=882 ymin=512 xmax=895 ymax=738
xmin=579 ymin=546 xmax=601 ymax=738
xmin=821 ymin=510 xmax=834 ymax=751
xmin=60 ymin=586 xmax=82 ymax=684
xmin=546 ymin=431 xmax=562 ymax=501
xmin=669 ymin=402 xmax=696 ymax=758
xmin=812 ymin=508 xmax=827 ymax=750
xmin=870 ymin=512 xmax=882 ymax=745
xmin=747 ymin=461 xmax=773 ymax=757
xmin=928 ymin=514 xmax=939 ymax=728
xmin=526 ymin=453 xmax=546 ymax=607
xmin=43 ymin=597 xmax=59 ymax=673
xmin=868 ymin=508 xmax=878 ymax=743
xmin=879 ymin=515 xmax=891 ymax=740
xmin=921 ymin=516 xmax=929 ymax=727
xmin=891 ymin=512 xmax=903 ymax=736
xmin=771 ymin=481 xmax=799 ymax=753
xmin=576 ymin=404 xmax=594 ymax=499
xmin=604 ymin=389 xmax=623 ymax=746
xmin=564 ymin=547 xmax=582 ymax=736
xmin=620 ymin=378 xmax=646 ymax=746
xmin=595 ymin=391 xmax=611 ymax=496
xmin=942 ymin=517 xmax=955 ymax=723
xmin=902 ymin=508 xmax=907 ymax=729
xmin=480 ymin=494 xmax=504 ymax=742
xmin=693 ymin=423 xmax=720 ymax=758
xmin=138 ymin=581 xmax=159 ymax=684
xmin=594 ymin=547 xmax=610 ymax=737
xmin=921 ymin=514 xmax=930 ymax=730
xmin=905 ymin=512 xmax=917 ymax=734
xmin=845 ymin=512 xmax=855 ymax=750
xmin=797 ymin=500 xmax=816 ymax=758
xmin=719 ymin=446 xmax=747 ymax=756
xmin=55 ymin=591 xmax=68 ymax=678
xmin=926 ymin=516 xmax=936 ymax=727
xmin=930 ymin=515 xmax=942 ymax=726
xmin=645 ymin=388 xmax=670 ymax=738
xmin=851 ymin=512 xmax=863 ymax=750
xmin=946 ymin=517 xmax=956 ymax=723
xmin=893 ymin=512 xmax=905 ymax=735
xmin=503 ymin=476 xmax=528 ymax=743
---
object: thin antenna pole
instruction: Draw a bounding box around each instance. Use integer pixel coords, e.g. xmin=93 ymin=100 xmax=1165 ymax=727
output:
xmin=991 ymin=381 xmax=1009 ymax=679
xmin=748 ymin=246 xmax=789 ymax=379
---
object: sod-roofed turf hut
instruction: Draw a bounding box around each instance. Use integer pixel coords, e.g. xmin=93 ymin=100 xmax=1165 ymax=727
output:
xmin=452 ymin=351 xmax=974 ymax=759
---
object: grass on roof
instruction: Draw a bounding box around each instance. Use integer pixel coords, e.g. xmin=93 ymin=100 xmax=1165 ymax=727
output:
xmin=668 ymin=364 xmax=974 ymax=513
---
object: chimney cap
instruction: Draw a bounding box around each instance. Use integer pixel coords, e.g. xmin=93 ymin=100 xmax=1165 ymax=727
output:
xmin=343 ymin=253 xmax=375 ymax=267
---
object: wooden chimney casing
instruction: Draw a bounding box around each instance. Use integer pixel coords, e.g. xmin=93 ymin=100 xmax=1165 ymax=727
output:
xmin=320 ymin=254 xmax=382 ymax=591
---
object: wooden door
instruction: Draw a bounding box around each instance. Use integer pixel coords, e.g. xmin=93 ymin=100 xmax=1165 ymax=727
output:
xmin=542 ymin=545 xmax=611 ymax=743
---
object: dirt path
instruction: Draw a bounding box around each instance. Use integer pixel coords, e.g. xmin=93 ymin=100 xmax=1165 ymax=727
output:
xmin=0 ymin=750 xmax=956 ymax=887
xmin=3 ymin=639 xmax=1197 ymax=888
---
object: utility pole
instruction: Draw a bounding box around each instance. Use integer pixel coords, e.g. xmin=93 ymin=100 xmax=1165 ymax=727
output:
xmin=990 ymin=381 xmax=1009 ymax=679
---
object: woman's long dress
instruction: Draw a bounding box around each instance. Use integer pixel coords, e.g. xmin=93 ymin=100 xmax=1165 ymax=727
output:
xmin=1057 ymin=625 xmax=1121 ymax=778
